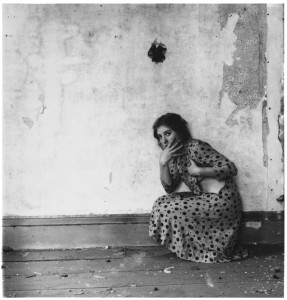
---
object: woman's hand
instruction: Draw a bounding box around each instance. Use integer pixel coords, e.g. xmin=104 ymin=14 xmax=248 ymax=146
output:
xmin=159 ymin=138 xmax=183 ymax=166
xmin=187 ymin=158 xmax=202 ymax=177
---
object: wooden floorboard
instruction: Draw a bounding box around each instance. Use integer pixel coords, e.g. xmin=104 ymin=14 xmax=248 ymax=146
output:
xmin=3 ymin=252 xmax=284 ymax=276
xmin=2 ymin=245 xmax=284 ymax=298
xmin=3 ymin=247 xmax=128 ymax=262
xmin=4 ymin=281 xmax=284 ymax=298
xmin=3 ymin=265 xmax=284 ymax=290
xmin=2 ymin=244 xmax=283 ymax=262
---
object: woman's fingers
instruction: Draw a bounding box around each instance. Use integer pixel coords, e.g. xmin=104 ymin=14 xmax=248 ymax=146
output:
xmin=173 ymin=153 xmax=183 ymax=157
xmin=171 ymin=143 xmax=183 ymax=154
xmin=168 ymin=137 xmax=177 ymax=148
xmin=170 ymin=140 xmax=182 ymax=150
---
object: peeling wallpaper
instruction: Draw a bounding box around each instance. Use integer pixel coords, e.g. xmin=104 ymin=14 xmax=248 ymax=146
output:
xmin=3 ymin=4 xmax=284 ymax=216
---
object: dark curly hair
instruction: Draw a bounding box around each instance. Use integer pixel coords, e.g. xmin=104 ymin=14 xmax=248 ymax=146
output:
xmin=152 ymin=113 xmax=192 ymax=143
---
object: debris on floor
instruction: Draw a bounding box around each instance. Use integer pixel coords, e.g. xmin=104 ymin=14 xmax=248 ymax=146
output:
xmin=25 ymin=274 xmax=36 ymax=278
xmin=253 ymin=288 xmax=274 ymax=295
xmin=164 ymin=266 xmax=174 ymax=274
xmin=205 ymin=273 xmax=214 ymax=287
xmin=2 ymin=245 xmax=284 ymax=297
xmin=74 ymin=289 xmax=85 ymax=295
xmin=33 ymin=272 xmax=42 ymax=276
xmin=273 ymin=267 xmax=281 ymax=273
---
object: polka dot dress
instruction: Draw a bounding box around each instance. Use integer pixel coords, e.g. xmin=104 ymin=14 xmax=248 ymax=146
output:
xmin=149 ymin=139 xmax=247 ymax=263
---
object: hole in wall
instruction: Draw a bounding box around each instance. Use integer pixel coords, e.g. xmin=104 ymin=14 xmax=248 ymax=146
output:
xmin=148 ymin=38 xmax=167 ymax=64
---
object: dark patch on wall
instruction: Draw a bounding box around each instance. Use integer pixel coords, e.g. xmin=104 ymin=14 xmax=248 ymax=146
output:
xmin=22 ymin=117 xmax=34 ymax=129
xmin=278 ymin=95 xmax=284 ymax=161
xmin=218 ymin=4 xmax=267 ymax=110
xmin=262 ymin=99 xmax=270 ymax=167
xmin=148 ymin=39 xmax=167 ymax=64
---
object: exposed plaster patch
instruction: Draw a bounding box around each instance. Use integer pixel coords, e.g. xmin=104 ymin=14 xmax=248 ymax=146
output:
xmin=278 ymin=79 xmax=284 ymax=161
xmin=262 ymin=88 xmax=269 ymax=167
xmin=22 ymin=117 xmax=34 ymax=129
xmin=218 ymin=4 xmax=267 ymax=112
xmin=218 ymin=5 xmax=268 ymax=167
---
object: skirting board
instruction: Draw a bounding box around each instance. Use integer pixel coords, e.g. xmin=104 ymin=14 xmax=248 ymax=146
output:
xmin=2 ymin=212 xmax=284 ymax=250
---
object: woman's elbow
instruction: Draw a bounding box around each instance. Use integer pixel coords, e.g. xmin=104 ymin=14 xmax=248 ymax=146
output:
xmin=225 ymin=163 xmax=238 ymax=178
xmin=230 ymin=163 xmax=238 ymax=177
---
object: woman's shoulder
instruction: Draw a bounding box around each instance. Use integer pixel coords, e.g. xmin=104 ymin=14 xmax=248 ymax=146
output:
xmin=185 ymin=138 xmax=206 ymax=148
xmin=185 ymin=139 xmax=213 ymax=155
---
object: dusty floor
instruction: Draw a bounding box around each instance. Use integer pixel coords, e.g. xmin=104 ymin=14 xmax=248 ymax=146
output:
xmin=2 ymin=244 xmax=284 ymax=297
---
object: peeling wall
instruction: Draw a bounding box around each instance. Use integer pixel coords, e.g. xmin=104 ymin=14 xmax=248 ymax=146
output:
xmin=3 ymin=4 xmax=284 ymax=216
xmin=218 ymin=4 xmax=267 ymax=110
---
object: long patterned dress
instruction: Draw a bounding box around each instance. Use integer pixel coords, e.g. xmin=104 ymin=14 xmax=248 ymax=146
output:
xmin=149 ymin=139 xmax=245 ymax=263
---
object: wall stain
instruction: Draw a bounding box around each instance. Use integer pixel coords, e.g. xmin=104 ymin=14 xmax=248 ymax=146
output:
xmin=40 ymin=104 xmax=47 ymax=114
xmin=22 ymin=117 xmax=34 ymax=129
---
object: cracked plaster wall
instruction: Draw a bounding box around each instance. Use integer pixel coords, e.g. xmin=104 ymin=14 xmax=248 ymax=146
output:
xmin=3 ymin=4 xmax=284 ymax=216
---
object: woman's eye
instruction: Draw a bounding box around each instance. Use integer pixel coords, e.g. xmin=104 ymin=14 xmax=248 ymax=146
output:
xmin=165 ymin=132 xmax=171 ymax=136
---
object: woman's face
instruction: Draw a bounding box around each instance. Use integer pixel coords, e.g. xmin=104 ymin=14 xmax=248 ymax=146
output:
xmin=157 ymin=125 xmax=181 ymax=149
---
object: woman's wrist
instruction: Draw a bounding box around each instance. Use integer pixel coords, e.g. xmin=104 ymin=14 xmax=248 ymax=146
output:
xmin=159 ymin=160 xmax=168 ymax=167
xmin=197 ymin=167 xmax=216 ymax=178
